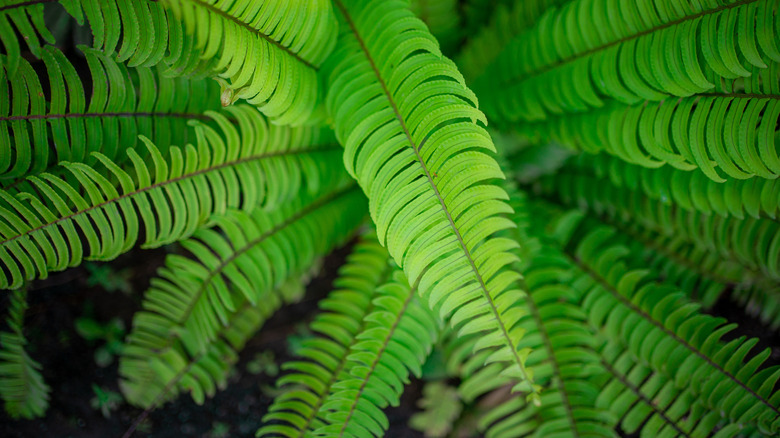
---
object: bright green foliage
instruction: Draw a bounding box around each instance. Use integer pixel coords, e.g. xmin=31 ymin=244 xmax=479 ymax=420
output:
xmin=161 ymin=0 xmax=337 ymax=125
xmin=0 ymin=0 xmax=187 ymax=74
xmin=571 ymin=224 xmax=780 ymax=435
xmin=476 ymin=0 xmax=780 ymax=124
xmin=0 ymin=45 xmax=220 ymax=185
xmin=1 ymin=0 xmax=779 ymax=435
xmin=324 ymin=0 xmax=539 ymax=401
xmin=448 ymin=192 xmax=614 ymax=438
xmin=0 ymin=105 xmax=341 ymax=289
xmin=535 ymin=167 xmax=780 ymax=282
xmin=259 ymin=234 xmax=393 ymax=437
xmin=314 ymin=270 xmax=440 ymax=437
xmin=0 ymin=288 xmax=49 ymax=419
xmin=120 ymin=182 xmax=366 ymax=408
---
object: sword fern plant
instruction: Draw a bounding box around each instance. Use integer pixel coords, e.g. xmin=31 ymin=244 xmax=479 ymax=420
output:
xmin=0 ymin=0 xmax=779 ymax=437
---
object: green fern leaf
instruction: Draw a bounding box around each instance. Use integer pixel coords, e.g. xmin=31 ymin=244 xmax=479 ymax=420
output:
xmin=569 ymin=225 xmax=780 ymax=434
xmin=0 ymin=287 xmax=50 ymax=420
xmin=0 ymin=105 xmax=343 ymax=289
xmin=0 ymin=0 xmax=190 ymax=72
xmin=0 ymin=45 xmax=221 ymax=186
xmin=123 ymin=277 xmax=305 ymax=408
xmin=323 ymin=0 xmax=539 ymax=400
xmin=475 ymin=0 xmax=780 ymax=124
xmin=449 ymin=191 xmax=614 ymax=438
xmin=519 ymin=91 xmax=780 ymax=181
xmin=314 ymin=270 xmax=440 ymax=438
xmin=259 ymin=233 xmax=393 ymax=437
xmin=120 ymin=182 xmax=366 ymax=408
xmin=160 ymin=0 xmax=337 ymax=125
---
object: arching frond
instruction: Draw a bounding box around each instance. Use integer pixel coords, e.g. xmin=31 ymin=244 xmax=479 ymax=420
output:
xmin=324 ymin=0 xmax=539 ymax=400
xmin=161 ymin=0 xmax=337 ymax=125
xmin=450 ymin=191 xmax=613 ymax=438
xmin=0 ymin=0 xmax=192 ymax=74
xmin=475 ymin=0 xmax=780 ymax=124
xmin=519 ymin=92 xmax=780 ymax=181
xmin=0 ymin=105 xmax=343 ymax=289
xmin=315 ymin=270 xmax=440 ymax=438
xmin=535 ymin=169 xmax=780 ymax=282
xmin=259 ymin=233 xmax=393 ymax=437
xmin=0 ymin=287 xmax=49 ymax=419
xmin=564 ymin=153 xmax=780 ymax=220
xmin=569 ymin=224 xmax=780 ymax=434
xmin=594 ymin=343 xmax=733 ymax=437
xmin=0 ymin=45 xmax=221 ymax=186
xmin=120 ymin=182 xmax=366 ymax=407
xmin=123 ymin=277 xmax=305 ymax=409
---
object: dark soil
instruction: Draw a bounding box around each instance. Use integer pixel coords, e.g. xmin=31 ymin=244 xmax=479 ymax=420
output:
xmin=0 ymin=243 xmax=424 ymax=438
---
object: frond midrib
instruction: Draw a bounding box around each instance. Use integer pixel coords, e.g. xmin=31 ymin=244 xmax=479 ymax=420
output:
xmin=337 ymin=284 xmax=416 ymax=438
xmin=295 ymin=262 xmax=393 ymax=437
xmin=0 ymin=145 xmax=341 ymax=248
xmin=501 ymin=0 xmax=760 ymax=86
xmin=571 ymin=253 xmax=780 ymax=417
xmin=333 ymin=0 xmax=534 ymax=387
xmin=150 ymin=184 xmax=360 ymax=356
xmin=599 ymin=358 xmax=690 ymax=437
xmin=177 ymin=0 xmax=316 ymax=69
xmin=523 ymin=278 xmax=579 ymax=437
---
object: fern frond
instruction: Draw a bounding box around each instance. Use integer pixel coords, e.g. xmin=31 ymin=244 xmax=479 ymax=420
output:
xmin=161 ymin=0 xmax=337 ymax=125
xmin=564 ymin=152 xmax=780 ymax=220
xmin=259 ymin=233 xmax=393 ymax=437
xmin=0 ymin=287 xmax=49 ymax=419
xmin=0 ymin=0 xmax=192 ymax=73
xmin=0 ymin=45 xmax=221 ymax=186
xmin=535 ymin=169 xmax=780 ymax=283
xmin=451 ymin=191 xmax=613 ymax=438
xmin=120 ymin=182 xmax=366 ymax=407
xmin=475 ymin=0 xmax=780 ymax=124
xmin=408 ymin=381 xmax=462 ymax=437
xmin=324 ymin=0 xmax=539 ymax=400
xmin=0 ymin=105 xmax=342 ymax=289
xmin=594 ymin=342 xmax=730 ymax=437
xmin=569 ymin=224 xmax=780 ymax=434
xmin=315 ymin=270 xmax=440 ymax=438
xmin=123 ymin=277 xmax=305 ymax=408
xmin=519 ymin=92 xmax=780 ymax=181
xmin=455 ymin=0 xmax=567 ymax=82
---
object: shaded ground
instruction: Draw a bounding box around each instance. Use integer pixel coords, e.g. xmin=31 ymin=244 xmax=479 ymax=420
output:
xmin=0 ymin=243 xmax=423 ymax=438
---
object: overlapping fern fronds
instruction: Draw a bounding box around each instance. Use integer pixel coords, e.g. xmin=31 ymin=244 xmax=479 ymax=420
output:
xmin=324 ymin=0 xmax=539 ymax=402
xmin=161 ymin=0 xmax=337 ymax=124
xmin=1 ymin=45 xmax=221 ymax=186
xmin=259 ymin=234 xmax=393 ymax=437
xmin=0 ymin=0 xmax=188 ymax=75
xmin=476 ymin=0 xmax=780 ymax=124
xmin=314 ymin=270 xmax=440 ymax=437
xmin=0 ymin=105 xmax=342 ymax=289
xmin=0 ymin=288 xmax=49 ymax=419
xmin=120 ymin=180 xmax=366 ymax=408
